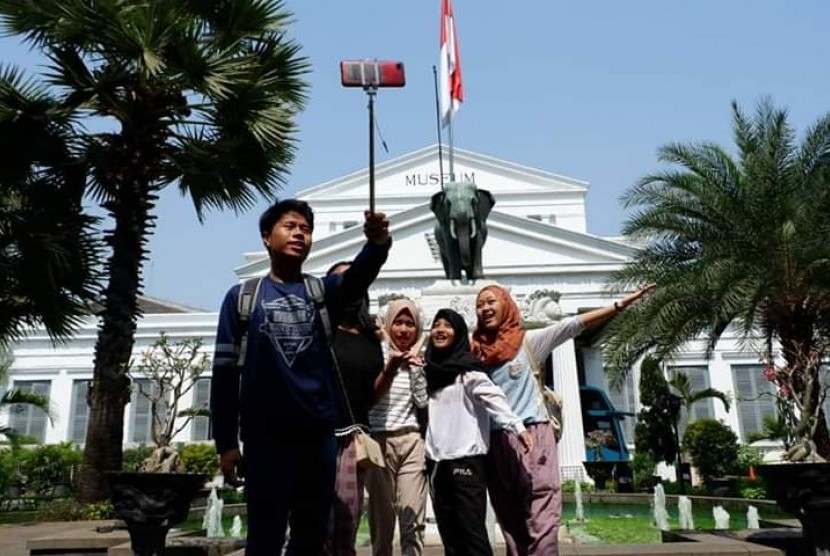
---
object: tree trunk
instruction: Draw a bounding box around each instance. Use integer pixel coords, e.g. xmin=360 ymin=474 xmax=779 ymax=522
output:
xmin=76 ymin=135 xmax=159 ymax=502
xmin=778 ymin=321 xmax=830 ymax=461
xmin=77 ymin=376 xmax=129 ymax=502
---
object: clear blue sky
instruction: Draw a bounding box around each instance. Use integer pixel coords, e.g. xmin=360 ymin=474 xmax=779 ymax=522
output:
xmin=3 ymin=1 xmax=829 ymax=311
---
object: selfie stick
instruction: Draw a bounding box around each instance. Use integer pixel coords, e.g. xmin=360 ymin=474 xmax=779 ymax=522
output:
xmin=341 ymin=59 xmax=405 ymax=214
xmin=366 ymin=85 xmax=377 ymax=214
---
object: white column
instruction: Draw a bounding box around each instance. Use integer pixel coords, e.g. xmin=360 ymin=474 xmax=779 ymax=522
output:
xmin=47 ymin=369 xmax=73 ymax=444
xmin=551 ymin=339 xmax=585 ymax=480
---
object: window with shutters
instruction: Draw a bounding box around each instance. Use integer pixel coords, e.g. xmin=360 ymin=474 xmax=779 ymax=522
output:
xmin=69 ymin=380 xmax=91 ymax=444
xmin=604 ymin=372 xmax=637 ymax=445
xmin=8 ymin=380 xmax=51 ymax=443
xmin=129 ymin=379 xmax=169 ymax=444
xmin=732 ymin=365 xmax=777 ymax=441
xmin=191 ymin=378 xmax=212 ymax=441
xmin=668 ymin=366 xmax=715 ymax=438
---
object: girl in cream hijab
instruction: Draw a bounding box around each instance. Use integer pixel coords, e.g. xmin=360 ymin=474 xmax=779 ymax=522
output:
xmin=367 ymin=297 xmax=429 ymax=556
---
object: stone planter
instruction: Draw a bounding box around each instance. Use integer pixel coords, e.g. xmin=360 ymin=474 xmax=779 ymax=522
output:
xmin=705 ymin=476 xmax=738 ymax=497
xmin=107 ymin=472 xmax=206 ymax=556
xmin=757 ymin=462 xmax=830 ymax=556
xmin=582 ymin=460 xmax=619 ymax=491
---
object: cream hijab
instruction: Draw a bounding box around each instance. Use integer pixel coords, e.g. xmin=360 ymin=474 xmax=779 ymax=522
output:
xmin=383 ymin=298 xmax=424 ymax=354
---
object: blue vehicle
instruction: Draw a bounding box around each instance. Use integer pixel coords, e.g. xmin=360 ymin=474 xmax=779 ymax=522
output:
xmin=579 ymin=385 xmax=633 ymax=462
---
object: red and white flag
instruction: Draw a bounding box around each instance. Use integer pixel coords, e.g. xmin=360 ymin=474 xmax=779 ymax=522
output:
xmin=439 ymin=0 xmax=463 ymax=127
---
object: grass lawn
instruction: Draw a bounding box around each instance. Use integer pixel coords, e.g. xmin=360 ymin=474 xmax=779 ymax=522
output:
xmin=0 ymin=511 xmax=37 ymax=525
xmin=179 ymin=510 xmax=372 ymax=546
xmin=562 ymin=502 xmax=791 ymax=544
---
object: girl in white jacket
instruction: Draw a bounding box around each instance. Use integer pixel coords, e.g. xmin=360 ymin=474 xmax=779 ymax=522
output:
xmin=424 ymin=308 xmax=533 ymax=556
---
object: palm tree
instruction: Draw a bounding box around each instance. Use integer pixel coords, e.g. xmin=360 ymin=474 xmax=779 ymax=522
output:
xmin=0 ymin=0 xmax=309 ymax=501
xmin=0 ymin=69 xmax=101 ymax=346
xmin=668 ymin=371 xmax=730 ymax=425
xmin=0 ymin=349 xmax=52 ymax=450
xmin=603 ymin=99 xmax=830 ymax=462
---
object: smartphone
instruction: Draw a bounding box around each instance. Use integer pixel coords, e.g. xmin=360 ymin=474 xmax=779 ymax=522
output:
xmin=340 ymin=60 xmax=406 ymax=88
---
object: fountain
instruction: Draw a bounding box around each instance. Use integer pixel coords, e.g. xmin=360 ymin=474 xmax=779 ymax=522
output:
xmin=746 ymin=505 xmax=760 ymax=530
xmin=713 ymin=505 xmax=730 ymax=530
xmin=677 ymin=496 xmax=694 ymax=530
xmin=574 ymin=479 xmax=585 ymax=523
xmin=203 ymin=486 xmax=225 ymax=538
xmin=230 ymin=515 xmax=243 ymax=538
xmin=653 ymin=484 xmax=670 ymax=531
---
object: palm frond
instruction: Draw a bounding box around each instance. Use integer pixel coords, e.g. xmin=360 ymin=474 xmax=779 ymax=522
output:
xmin=1 ymin=388 xmax=53 ymax=421
xmin=606 ymin=100 xmax=830 ymax=397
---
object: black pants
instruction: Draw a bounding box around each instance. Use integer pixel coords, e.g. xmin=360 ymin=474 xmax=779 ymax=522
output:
xmin=428 ymin=456 xmax=492 ymax=556
xmin=243 ymin=435 xmax=337 ymax=555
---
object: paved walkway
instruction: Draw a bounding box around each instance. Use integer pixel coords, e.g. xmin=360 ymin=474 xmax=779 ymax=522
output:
xmin=0 ymin=520 xmax=104 ymax=556
xmin=0 ymin=521 xmax=455 ymax=556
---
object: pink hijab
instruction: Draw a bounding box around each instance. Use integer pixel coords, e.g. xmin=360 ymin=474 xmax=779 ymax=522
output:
xmin=383 ymin=298 xmax=423 ymax=353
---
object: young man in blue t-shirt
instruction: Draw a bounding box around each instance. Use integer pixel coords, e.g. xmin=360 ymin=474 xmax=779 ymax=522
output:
xmin=210 ymin=199 xmax=391 ymax=555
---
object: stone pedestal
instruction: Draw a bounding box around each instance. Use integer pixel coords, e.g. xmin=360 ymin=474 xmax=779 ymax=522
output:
xmin=757 ymin=462 xmax=830 ymax=556
xmin=107 ymin=472 xmax=206 ymax=556
xmin=415 ymin=279 xmax=501 ymax=327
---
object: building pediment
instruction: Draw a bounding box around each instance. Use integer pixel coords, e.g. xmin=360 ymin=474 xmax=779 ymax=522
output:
xmin=297 ymin=145 xmax=588 ymax=204
xmin=236 ymin=203 xmax=636 ymax=281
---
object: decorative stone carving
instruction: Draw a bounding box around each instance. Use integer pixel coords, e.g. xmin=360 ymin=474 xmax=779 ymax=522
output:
xmin=449 ymin=295 xmax=477 ymax=329
xmin=522 ymin=289 xmax=563 ymax=324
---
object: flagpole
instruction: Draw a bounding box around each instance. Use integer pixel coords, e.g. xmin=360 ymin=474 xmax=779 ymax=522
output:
xmin=448 ymin=116 xmax=455 ymax=181
xmin=432 ymin=66 xmax=445 ymax=191
xmin=439 ymin=0 xmax=461 ymax=182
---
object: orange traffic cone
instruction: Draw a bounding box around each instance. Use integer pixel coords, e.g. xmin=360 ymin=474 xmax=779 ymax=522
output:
xmin=748 ymin=465 xmax=757 ymax=482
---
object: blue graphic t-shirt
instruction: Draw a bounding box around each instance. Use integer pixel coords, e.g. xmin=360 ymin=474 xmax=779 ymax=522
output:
xmin=212 ymin=279 xmax=337 ymax=447
xmin=210 ymin=241 xmax=390 ymax=453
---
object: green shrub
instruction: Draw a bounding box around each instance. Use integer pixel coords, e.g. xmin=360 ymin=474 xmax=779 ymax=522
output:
xmin=737 ymin=476 xmax=770 ymax=500
xmin=36 ymin=499 xmax=113 ymax=521
xmin=19 ymin=443 xmax=82 ymax=495
xmin=561 ymin=480 xmax=595 ymax=493
xmin=739 ymin=484 xmax=768 ymax=500
xmin=736 ymin=445 xmax=763 ymax=475
xmin=660 ymin=481 xmax=708 ymax=496
xmin=633 ymin=356 xmax=678 ymax=466
xmin=0 ymin=448 xmax=19 ymax=493
xmin=122 ymin=445 xmax=154 ymax=472
xmin=629 ymin=452 xmax=657 ymax=490
xmin=219 ymin=487 xmax=245 ymax=504
xmin=682 ymin=419 xmax=739 ymax=482
xmin=179 ymin=443 xmax=218 ymax=477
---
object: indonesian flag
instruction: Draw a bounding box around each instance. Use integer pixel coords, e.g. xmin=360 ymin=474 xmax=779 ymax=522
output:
xmin=439 ymin=0 xmax=463 ymax=127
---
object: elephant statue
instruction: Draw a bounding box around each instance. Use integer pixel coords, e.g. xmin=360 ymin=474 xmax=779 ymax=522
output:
xmin=430 ymin=182 xmax=495 ymax=281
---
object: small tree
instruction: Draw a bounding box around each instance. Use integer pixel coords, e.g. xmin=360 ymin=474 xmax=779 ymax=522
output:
xmin=128 ymin=333 xmax=210 ymax=472
xmin=669 ymin=371 xmax=730 ymax=424
xmin=633 ymin=356 xmax=677 ymax=466
xmin=682 ymin=419 xmax=739 ymax=482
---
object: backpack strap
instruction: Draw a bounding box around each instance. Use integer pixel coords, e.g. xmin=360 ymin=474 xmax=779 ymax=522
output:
xmin=303 ymin=274 xmax=333 ymax=346
xmin=523 ymin=337 xmax=564 ymax=440
xmin=236 ymin=277 xmax=263 ymax=367
xmin=304 ymin=274 xmax=361 ymax=427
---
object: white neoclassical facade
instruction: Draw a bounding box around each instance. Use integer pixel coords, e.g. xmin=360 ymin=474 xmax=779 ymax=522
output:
xmin=4 ymin=145 xmax=798 ymax=479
